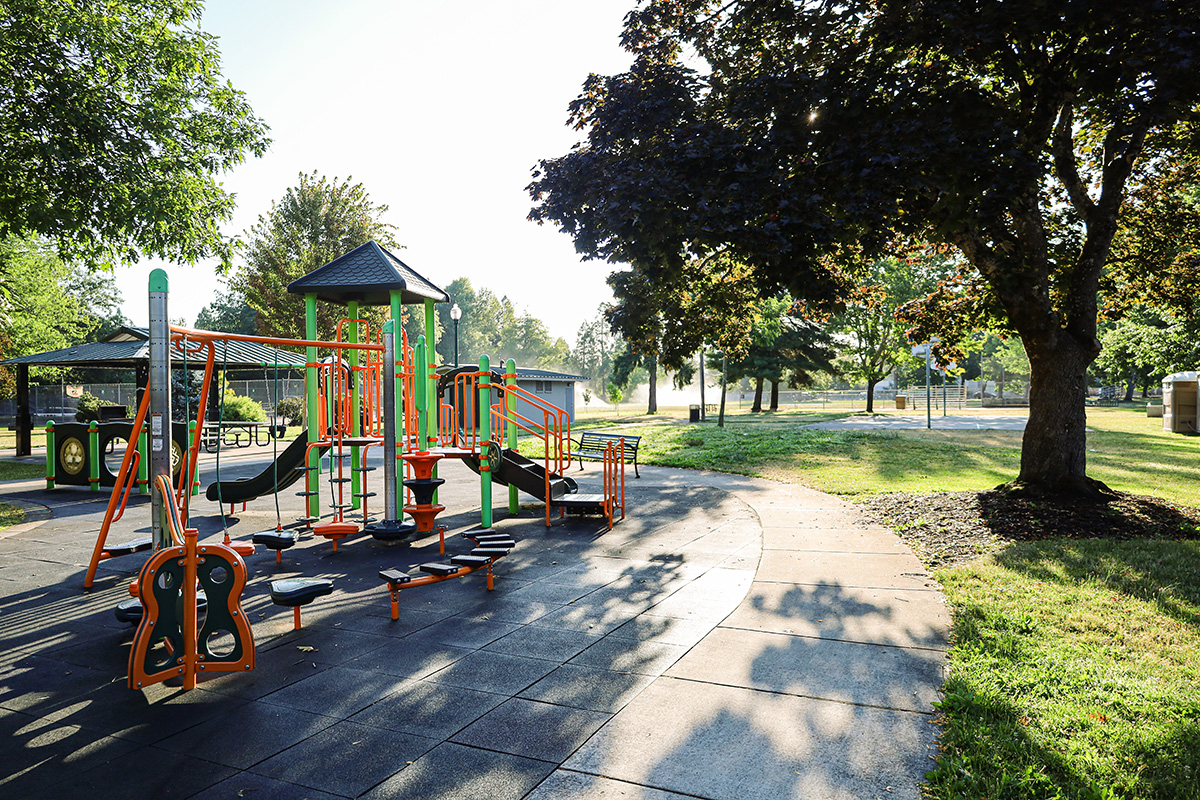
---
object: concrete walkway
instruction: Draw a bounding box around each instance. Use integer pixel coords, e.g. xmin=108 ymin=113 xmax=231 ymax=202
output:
xmin=0 ymin=452 xmax=947 ymax=800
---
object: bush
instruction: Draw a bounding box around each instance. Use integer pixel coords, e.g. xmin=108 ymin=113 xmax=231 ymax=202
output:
xmin=75 ymin=392 xmax=103 ymax=422
xmin=222 ymin=394 xmax=266 ymax=422
xmin=276 ymin=396 xmax=304 ymax=426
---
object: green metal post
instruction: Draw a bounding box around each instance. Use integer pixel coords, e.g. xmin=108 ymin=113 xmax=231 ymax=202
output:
xmin=424 ymin=299 xmax=437 ymax=450
xmin=479 ymin=355 xmax=492 ymax=528
xmin=415 ymin=336 xmax=428 ymax=451
xmin=137 ymin=427 xmax=148 ymax=494
xmin=305 ymin=293 xmax=320 ymax=520
xmin=88 ymin=420 xmax=100 ymax=492
xmin=188 ymin=420 xmax=199 ymax=495
xmin=388 ymin=291 xmax=403 ymax=507
xmin=348 ymin=300 xmax=362 ymax=509
xmin=423 ymin=299 xmax=439 ymax=504
xmin=44 ymin=420 xmax=55 ymax=489
xmin=505 ymin=359 xmax=518 ymax=514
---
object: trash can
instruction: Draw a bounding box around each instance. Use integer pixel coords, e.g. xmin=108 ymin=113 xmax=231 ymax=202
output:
xmin=895 ymin=395 xmax=907 ymax=410
xmin=689 ymin=404 xmax=701 ymax=422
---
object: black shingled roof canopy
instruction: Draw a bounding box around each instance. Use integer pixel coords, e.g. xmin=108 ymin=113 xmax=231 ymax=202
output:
xmin=0 ymin=326 xmax=306 ymax=370
xmin=286 ymin=240 xmax=450 ymax=305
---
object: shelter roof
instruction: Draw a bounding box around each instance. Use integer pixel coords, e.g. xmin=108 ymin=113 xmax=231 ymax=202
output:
xmin=0 ymin=326 xmax=306 ymax=370
xmin=286 ymin=241 xmax=450 ymax=305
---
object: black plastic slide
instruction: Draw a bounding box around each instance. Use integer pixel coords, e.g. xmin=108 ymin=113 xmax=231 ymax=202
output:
xmin=204 ymin=430 xmax=329 ymax=504
xmin=462 ymin=448 xmax=577 ymax=501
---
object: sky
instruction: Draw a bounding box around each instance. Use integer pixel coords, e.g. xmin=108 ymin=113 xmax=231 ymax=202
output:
xmin=113 ymin=0 xmax=637 ymax=344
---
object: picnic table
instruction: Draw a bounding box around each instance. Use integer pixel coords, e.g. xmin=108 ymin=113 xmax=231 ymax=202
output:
xmin=200 ymin=421 xmax=286 ymax=452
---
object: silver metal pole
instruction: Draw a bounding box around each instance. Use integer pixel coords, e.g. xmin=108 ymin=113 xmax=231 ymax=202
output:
xmin=925 ymin=347 xmax=932 ymax=430
xmin=148 ymin=269 xmax=172 ymax=547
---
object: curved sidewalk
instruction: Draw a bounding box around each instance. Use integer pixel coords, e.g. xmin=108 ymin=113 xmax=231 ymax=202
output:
xmin=544 ymin=469 xmax=950 ymax=800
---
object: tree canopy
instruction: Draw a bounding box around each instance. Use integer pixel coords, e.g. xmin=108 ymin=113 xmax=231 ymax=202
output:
xmin=230 ymin=172 xmax=397 ymax=342
xmin=0 ymin=0 xmax=269 ymax=268
xmin=530 ymin=0 xmax=1200 ymax=496
xmin=195 ymin=289 xmax=257 ymax=336
xmin=435 ymin=277 xmax=571 ymax=371
xmin=0 ymin=236 xmax=124 ymax=394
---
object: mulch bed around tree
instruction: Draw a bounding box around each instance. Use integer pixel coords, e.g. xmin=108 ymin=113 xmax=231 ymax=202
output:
xmin=855 ymin=490 xmax=1200 ymax=568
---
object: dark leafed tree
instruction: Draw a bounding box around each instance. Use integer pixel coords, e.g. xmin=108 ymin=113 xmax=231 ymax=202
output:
xmin=0 ymin=0 xmax=269 ymax=268
xmin=530 ymin=0 xmax=1200 ymax=497
xmin=230 ymin=173 xmax=397 ymax=342
xmin=195 ymin=289 xmax=257 ymax=336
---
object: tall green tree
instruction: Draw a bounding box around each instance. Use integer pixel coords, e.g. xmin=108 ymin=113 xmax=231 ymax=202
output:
xmin=0 ymin=236 xmax=124 ymax=394
xmin=0 ymin=0 xmax=269 ymax=268
xmin=195 ymin=289 xmax=257 ymax=335
xmin=230 ymin=172 xmax=397 ymax=342
xmin=571 ymin=307 xmax=621 ymax=393
xmin=530 ymin=1 xmax=1200 ymax=497
xmin=834 ymin=252 xmax=946 ymax=412
xmin=728 ymin=297 xmax=836 ymax=412
xmin=434 ymin=277 xmax=570 ymax=370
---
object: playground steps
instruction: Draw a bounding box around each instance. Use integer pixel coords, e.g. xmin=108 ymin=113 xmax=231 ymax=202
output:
xmin=378 ymin=533 xmax=515 ymax=619
xmin=553 ymin=493 xmax=608 ymax=514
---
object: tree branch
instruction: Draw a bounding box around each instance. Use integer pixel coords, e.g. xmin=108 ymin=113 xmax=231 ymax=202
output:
xmin=1053 ymin=103 xmax=1096 ymax=224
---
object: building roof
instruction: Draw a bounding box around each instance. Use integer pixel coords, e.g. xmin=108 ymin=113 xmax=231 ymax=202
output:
xmin=0 ymin=326 xmax=307 ymax=370
xmin=515 ymin=368 xmax=586 ymax=382
xmin=286 ymin=240 xmax=450 ymax=305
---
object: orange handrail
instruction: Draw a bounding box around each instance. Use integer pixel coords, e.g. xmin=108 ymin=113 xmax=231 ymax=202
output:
xmin=86 ymin=386 xmax=153 ymax=588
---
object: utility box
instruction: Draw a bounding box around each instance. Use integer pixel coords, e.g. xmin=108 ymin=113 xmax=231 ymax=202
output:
xmin=1162 ymin=372 xmax=1199 ymax=433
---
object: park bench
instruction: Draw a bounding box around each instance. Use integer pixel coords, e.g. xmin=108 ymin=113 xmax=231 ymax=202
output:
xmin=572 ymin=430 xmax=641 ymax=478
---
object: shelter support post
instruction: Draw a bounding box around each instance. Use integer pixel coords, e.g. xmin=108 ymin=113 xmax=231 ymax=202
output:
xmin=15 ymin=364 xmax=31 ymax=455
xmin=305 ymin=293 xmax=320 ymax=521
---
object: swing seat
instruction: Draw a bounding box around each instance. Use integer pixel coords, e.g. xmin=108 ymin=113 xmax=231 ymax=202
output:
xmin=313 ymin=521 xmax=358 ymax=551
xmin=104 ymin=537 xmax=153 ymax=558
xmin=252 ymin=531 xmax=300 ymax=551
xmin=270 ymin=578 xmax=333 ymax=606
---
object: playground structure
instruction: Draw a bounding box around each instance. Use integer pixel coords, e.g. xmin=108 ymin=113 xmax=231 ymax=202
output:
xmin=85 ymin=245 xmax=628 ymax=691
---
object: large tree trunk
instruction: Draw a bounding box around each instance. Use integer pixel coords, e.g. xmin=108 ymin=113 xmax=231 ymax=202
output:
xmin=1123 ymin=372 xmax=1134 ymax=403
xmin=865 ymin=376 xmax=878 ymax=413
xmin=750 ymin=377 xmax=764 ymax=412
xmin=769 ymin=380 xmax=779 ymax=411
xmin=1017 ymin=335 xmax=1109 ymax=496
xmin=647 ymin=357 xmax=658 ymax=414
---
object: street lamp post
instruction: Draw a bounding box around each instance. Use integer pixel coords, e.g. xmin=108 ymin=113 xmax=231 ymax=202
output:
xmin=449 ymin=303 xmax=462 ymax=367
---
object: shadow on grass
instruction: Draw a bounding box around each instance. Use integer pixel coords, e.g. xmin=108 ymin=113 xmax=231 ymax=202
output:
xmin=930 ymin=536 xmax=1200 ymax=800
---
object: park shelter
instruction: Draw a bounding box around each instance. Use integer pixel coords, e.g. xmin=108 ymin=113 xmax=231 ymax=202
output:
xmin=1162 ymin=371 xmax=1199 ymax=434
xmin=1 ymin=325 xmax=306 ymax=455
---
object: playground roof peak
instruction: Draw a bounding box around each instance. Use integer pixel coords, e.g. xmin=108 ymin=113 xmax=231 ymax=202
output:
xmin=286 ymin=240 xmax=450 ymax=305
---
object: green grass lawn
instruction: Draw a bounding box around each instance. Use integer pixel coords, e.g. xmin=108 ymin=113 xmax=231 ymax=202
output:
xmin=0 ymin=501 xmax=23 ymax=530
xmin=930 ymin=539 xmax=1200 ymax=800
xmin=567 ymin=405 xmax=1198 ymax=505
xmin=561 ymin=405 xmax=1200 ymax=798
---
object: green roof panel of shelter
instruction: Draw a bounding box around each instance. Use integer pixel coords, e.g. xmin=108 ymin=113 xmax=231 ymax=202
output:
xmin=285 ymin=240 xmax=450 ymax=305
xmin=0 ymin=326 xmax=306 ymax=370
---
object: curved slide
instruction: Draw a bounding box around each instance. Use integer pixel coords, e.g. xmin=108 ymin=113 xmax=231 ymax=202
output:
xmin=462 ymin=448 xmax=578 ymax=501
xmin=204 ymin=430 xmax=329 ymax=504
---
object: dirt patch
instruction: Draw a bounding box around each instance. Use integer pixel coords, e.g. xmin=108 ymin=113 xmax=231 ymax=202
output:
xmin=855 ymin=490 xmax=1200 ymax=568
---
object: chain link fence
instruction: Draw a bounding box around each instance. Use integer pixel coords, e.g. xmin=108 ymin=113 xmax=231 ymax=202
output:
xmin=0 ymin=379 xmax=307 ymax=426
